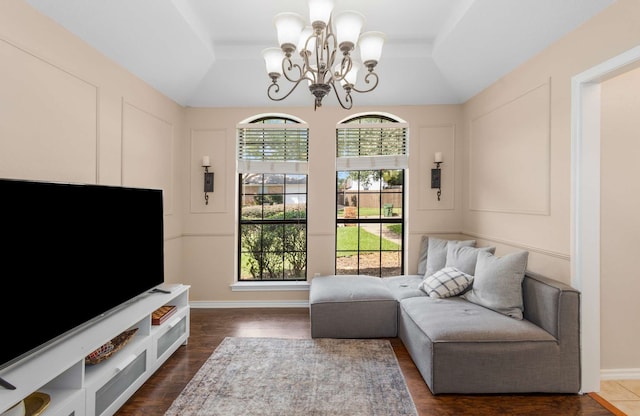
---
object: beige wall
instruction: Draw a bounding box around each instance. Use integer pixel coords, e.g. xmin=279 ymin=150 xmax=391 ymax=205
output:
xmin=600 ymin=66 xmax=640 ymax=370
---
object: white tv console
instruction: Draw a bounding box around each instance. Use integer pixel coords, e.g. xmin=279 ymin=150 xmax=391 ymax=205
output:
xmin=0 ymin=284 xmax=190 ymax=416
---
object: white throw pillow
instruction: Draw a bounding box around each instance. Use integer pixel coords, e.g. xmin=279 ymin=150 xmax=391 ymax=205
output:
xmin=461 ymin=250 xmax=529 ymax=320
xmin=445 ymin=245 xmax=496 ymax=276
xmin=424 ymin=238 xmax=476 ymax=277
xmin=417 ymin=235 xmax=430 ymax=275
xmin=419 ymin=267 xmax=474 ymax=299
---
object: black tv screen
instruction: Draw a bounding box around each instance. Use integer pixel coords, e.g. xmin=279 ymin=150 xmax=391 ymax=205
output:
xmin=0 ymin=178 xmax=164 ymax=371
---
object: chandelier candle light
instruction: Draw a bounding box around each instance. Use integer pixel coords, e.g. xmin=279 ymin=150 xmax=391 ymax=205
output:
xmin=262 ymin=0 xmax=385 ymax=110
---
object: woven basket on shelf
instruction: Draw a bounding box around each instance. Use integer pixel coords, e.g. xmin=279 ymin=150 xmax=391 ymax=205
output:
xmin=85 ymin=327 xmax=139 ymax=365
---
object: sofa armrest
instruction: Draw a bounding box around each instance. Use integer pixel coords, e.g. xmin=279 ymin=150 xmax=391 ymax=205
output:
xmin=522 ymin=272 xmax=580 ymax=341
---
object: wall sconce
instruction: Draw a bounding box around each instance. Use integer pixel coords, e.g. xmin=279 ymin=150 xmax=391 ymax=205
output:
xmin=202 ymin=155 xmax=214 ymax=205
xmin=431 ymin=152 xmax=443 ymax=201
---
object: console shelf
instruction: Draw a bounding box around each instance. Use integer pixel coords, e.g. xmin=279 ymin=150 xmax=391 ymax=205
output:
xmin=0 ymin=284 xmax=190 ymax=416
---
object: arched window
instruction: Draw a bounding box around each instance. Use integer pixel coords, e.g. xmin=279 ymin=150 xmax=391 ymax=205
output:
xmin=336 ymin=113 xmax=407 ymax=276
xmin=236 ymin=115 xmax=309 ymax=281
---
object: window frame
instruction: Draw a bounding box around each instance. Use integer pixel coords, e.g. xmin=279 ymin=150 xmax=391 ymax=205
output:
xmin=236 ymin=116 xmax=309 ymax=282
xmin=335 ymin=114 xmax=407 ymax=277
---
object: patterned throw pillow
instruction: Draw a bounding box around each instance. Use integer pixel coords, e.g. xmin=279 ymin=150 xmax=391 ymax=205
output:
xmin=419 ymin=267 xmax=474 ymax=299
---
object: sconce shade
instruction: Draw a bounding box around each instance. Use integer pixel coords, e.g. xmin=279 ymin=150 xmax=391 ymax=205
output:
xmin=274 ymin=12 xmax=305 ymax=51
xmin=359 ymin=31 xmax=385 ymax=65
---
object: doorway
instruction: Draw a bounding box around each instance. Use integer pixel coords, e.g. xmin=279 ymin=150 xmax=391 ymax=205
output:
xmin=571 ymin=45 xmax=640 ymax=393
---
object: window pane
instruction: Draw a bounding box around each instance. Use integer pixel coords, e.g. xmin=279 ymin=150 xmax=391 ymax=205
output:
xmin=284 ymin=224 xmax=306 ymax=249
xmin=359 ymin=224 xmax=381 ymax=250
xmin=383 ymin=223 xmax=402 ymax=246
xmin=358 ymin=251 xmax=380 ymax=276
xmin=240 ymin=251 xmax=261 ymax=280
xmin=240 ymin=223 xmax=262 ymax=251
xmin=382 ymin=169 xmax=403 ymax=218
xmin=262 ymin=251 xmax=284 ymax=280
xmin=381 ymin=250 xmax=402 ymax=277
xmin=342 ymin=192 xmax=359 ymax=219
xmin=263 ymin=224 xmax=283 ymax=251
xmin=240 ymin=223 xmax=263 ymax=280
xmin=336 ymin=225 xmax=358 ymax=252
xmin=360 ymin=193 xmax=380 ymax=218
xmin=336 ymin=253 xmax=358 ymax=275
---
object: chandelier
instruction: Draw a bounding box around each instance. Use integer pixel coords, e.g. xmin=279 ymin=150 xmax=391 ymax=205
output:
xmin=262 ymin=0 xmax=385 ymax=110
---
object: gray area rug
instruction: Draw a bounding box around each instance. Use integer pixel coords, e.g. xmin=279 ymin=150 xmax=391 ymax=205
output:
xmin=164 ymin=337 xmax=418 ymax=416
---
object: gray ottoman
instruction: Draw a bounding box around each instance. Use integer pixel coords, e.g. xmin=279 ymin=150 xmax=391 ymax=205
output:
xmin=309 ymin=275 xmax=398 ymax=338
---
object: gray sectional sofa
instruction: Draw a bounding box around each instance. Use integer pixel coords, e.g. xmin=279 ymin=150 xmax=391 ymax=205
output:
xmin=309 ymin=237 xmax=581 ymax=395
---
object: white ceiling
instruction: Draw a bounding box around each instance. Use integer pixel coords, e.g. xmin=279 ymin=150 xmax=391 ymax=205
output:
xmin=26 ymin=0 xmax=616 ymax=109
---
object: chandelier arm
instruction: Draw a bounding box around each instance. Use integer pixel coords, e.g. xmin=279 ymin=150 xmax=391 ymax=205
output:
xmin=300 ymin=51 xmax=320 ymax=79
xmin=350 ymin=71 xmax=380 ymax=94
xmin=331 ymin=55 xmax=351 ymax=84
xmin=322 ymin=31 xmax=339 ymax=83
xmin=330 ymin=80 xmax=353 ymax=110
xmin=281 ymin=57 xmax=305 ymax=83
xmin=267 ymin=77 xmax=309 ymax=102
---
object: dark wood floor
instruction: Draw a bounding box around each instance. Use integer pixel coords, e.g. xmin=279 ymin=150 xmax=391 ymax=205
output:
xmin=115 ymin=308 xmax=614 ymax=416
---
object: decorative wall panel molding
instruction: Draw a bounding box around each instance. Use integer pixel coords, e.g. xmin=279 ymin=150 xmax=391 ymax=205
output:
xmin=417 ymin=124 xmax=455 ymax=210
xmin=0 ymin=39 xmax=98 ymax=183
xmin=469 ymin=81 xmax=551 ymax=215
xmin=122 ymin=101 xmax=174 ymax=215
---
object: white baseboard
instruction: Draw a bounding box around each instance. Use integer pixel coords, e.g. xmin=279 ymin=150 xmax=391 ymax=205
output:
xmin=190 ymin=300 xmax=310 ymax=308
xmin=601 ymin=368 xmax=640 ymax=380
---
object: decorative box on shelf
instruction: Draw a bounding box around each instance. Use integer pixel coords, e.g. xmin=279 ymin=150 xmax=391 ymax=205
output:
xmin=152 ymin=305 xmax=177 ymax=325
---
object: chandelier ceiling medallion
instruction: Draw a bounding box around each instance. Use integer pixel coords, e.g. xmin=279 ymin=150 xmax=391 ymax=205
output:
xmin=262 ymin=0 xmax=385 ymax=110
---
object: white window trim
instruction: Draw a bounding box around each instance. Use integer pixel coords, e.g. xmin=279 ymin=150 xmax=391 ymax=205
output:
xmin=230 ymin=281 xmax=310 ymax=291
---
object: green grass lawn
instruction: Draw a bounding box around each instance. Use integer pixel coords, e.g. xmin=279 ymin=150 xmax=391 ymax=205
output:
xmin=387 ymin=224 xmax=402 ymax=234
xmin=336 ymin=226 xmax=400 ymax=256
xmin=338 ymin=207 xmax=401 ymax=217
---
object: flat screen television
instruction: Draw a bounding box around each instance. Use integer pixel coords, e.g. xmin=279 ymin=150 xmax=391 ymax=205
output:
xmin=0 ymin=178 xmax=165 ymax=373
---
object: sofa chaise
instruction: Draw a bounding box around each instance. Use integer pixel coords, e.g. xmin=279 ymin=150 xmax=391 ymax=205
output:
xmin=309 ymin=237 xmax=581 ymax=395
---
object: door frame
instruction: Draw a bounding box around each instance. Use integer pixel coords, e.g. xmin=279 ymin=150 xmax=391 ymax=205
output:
xmin=570 ymin=45 xmax=640 ymax=393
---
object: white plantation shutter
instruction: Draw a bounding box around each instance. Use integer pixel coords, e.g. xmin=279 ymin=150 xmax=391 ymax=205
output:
xmin=336 ymin=121 xmax=408 ymax=170
xmin=237 ymin=121 xmax=309 ymax=174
